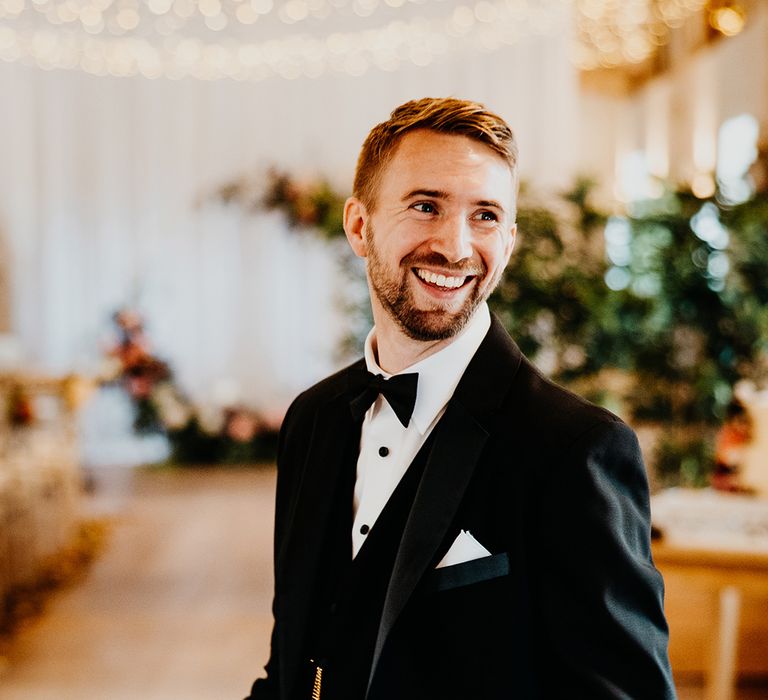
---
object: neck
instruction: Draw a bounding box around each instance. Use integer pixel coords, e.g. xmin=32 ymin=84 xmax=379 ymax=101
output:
xmin=373 ymin=328 xmax=452 ymax=375
xmin=371 ymin=304 xmax=464 ymax=373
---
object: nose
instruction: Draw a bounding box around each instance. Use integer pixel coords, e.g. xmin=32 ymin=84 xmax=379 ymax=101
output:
xmin=429 ymin=215 xmax=474 ymax=263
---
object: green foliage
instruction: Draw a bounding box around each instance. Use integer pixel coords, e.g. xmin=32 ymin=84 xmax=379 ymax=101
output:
xmin=133 ymin=396 xmax=163 ymax=434
xmin=166 ymin=418 xmax=279 ymax=466
xmin=490 ymin=178 xmax=613 ymax=379
xmin=618 ymin=188 xmax=767 ymax=424
xmin=492 ymin=181 xmax=768 ymax=433
xmin=653 ymin=430 xmax=715 ymax=488
xmin=488 ymin=178 xmax=768 ymax=485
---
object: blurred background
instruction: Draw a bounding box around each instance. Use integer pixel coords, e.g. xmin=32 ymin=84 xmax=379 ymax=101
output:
xmin=1 ymin=0 xmax=768 ymax=698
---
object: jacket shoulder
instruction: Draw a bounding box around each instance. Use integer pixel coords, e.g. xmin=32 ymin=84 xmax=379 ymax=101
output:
xmin=285 ymin=358 xmax=364 ymax=418
xmin=506 ymin=355 xmax=625 ymax=446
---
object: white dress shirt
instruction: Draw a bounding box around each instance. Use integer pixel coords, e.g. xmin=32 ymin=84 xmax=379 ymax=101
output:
xmin=351 ymin=303 xmax=491 ymax=558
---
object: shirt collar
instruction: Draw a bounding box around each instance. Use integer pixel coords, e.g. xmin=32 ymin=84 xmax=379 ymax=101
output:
xmin=363 ymin=303 xmax=491 ymax=434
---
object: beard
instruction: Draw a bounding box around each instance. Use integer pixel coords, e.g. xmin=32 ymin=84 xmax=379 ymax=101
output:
xmin=365 ymin=224 xmax=496 ymax=342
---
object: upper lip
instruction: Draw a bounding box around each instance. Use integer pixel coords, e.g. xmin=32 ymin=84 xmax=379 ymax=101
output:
xmin=413 ymin=266 xmax=477 ymax=278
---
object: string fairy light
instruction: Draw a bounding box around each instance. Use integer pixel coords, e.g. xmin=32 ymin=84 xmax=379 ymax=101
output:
xmin=0 ymin=0 xmax=571 ymax=78
xmin=0 ymin=0 xmax=739 ymax=80
xmin=573 ymin=0 xmax=710 ymax=69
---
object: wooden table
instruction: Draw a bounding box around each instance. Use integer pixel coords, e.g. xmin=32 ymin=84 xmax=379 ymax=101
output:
xmin=651 ymin=490 xmax=768 ymax=700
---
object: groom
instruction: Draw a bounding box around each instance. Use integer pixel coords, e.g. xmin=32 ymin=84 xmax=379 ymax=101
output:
xmin=246 ymin=97 xmax=675 ymax=699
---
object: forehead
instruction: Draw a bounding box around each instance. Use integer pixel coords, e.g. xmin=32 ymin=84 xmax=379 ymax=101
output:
xmin=378 ymin=129 xmax=514 ymax=202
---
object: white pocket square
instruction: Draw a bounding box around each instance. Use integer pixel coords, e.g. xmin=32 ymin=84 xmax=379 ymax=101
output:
xmin=436 ymin=530 xmax=492 ymax=569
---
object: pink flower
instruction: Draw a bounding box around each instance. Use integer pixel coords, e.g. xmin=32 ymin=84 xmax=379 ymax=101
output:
xmin=226 ymin=411 xmax=259 ymax=442
xmin=127 ymin=376 xmax=153 ymax=398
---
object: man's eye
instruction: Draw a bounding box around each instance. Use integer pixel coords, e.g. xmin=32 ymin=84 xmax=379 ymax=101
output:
xmin=412 ymin=202 xmax=436 ymax=214
xmin=477 ymin=210 xmax=498 ymax=222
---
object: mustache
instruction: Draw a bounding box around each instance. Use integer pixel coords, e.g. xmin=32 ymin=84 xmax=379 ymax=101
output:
xmin=404 ymin=252 xmax=485 ymax=277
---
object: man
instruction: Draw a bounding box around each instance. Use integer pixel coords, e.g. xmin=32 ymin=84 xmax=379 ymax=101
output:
xmin=246 ymin=97 xmax=675 ymax=699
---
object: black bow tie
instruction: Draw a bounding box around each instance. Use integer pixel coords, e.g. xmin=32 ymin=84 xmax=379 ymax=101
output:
xmin=350 ymin=370 xmax=419 ymax=428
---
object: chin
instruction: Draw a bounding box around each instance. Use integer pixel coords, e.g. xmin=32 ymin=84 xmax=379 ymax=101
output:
xmin=398 ymin=308 xmax=475 ymax=342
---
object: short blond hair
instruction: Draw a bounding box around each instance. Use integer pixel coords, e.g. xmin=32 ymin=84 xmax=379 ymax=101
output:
xmin=353 ymin=97 xmax=518 ymax=212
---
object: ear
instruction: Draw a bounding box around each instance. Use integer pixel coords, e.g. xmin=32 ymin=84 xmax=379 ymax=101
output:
xmin=504 ymin=223 xmax=517 ymax=261
xmin=343 ymin=197 xmax=368 ymax=258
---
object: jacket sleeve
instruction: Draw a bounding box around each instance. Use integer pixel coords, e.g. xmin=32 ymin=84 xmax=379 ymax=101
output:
xmin=534 ymin=419 xmax=676 ymax=699
xmin=244 ymin=626 xmax=279 ymax=700
xmin=244 ymin=397 xmax=303 ymax=700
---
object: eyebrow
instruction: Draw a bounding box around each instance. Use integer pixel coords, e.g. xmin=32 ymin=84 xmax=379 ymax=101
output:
xmin=401 ymin=189 xmax=506 ymax=213
xmin=401 ymin=189 xmax=449 ymax=201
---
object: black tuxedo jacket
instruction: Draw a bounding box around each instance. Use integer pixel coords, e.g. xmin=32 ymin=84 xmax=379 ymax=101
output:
xmin=247 ymin=317 xmax=675 ymax=699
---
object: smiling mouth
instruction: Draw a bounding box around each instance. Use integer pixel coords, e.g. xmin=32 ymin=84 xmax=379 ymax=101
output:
xmin=414 ymin=267 xmax=476 ymax=290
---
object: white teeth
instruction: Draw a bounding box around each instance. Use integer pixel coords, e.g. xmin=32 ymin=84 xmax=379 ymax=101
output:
xmin=416 ymin=269 xmax=467 ymax=289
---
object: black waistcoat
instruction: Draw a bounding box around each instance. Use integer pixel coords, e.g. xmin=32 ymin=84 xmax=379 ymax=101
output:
xmin=302 ymin=431 xmax=437 ymax=700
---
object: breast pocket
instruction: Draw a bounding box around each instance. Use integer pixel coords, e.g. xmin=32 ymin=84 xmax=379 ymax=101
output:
xmin=412 ymin=550 xmax=519 ymax=692
xmin=428 ymin=551 xmax=511 ymax=593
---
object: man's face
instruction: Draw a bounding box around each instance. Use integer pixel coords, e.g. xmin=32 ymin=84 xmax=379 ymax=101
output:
xmin=355 ymin=129 xmax=516 ymax=342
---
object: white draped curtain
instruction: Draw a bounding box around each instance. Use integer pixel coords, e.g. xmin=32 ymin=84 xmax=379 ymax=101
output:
xmin=0 ymin=27 xmax=582 ymax=411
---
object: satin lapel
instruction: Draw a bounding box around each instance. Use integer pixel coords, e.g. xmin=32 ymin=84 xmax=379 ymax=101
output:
xmin=278 ymin=386 xmax=359 ymax=700
xmin=367 ymin=316 xmax=523 ymax=693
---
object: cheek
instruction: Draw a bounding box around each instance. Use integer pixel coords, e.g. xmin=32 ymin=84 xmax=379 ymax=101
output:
xmin=478 ymin=238 xmax=509 ymax=273
xmin=377 ymin=227 xmax=422 ymax=261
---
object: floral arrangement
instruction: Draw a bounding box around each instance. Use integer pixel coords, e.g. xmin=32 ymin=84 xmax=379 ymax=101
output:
xmin=711 ymin=396 xmax=753 ymax=492
xmin=100 ymin=309 xmax=171 ymax=432
xmin=100 ymin=309 xmax=280 ymax=465
xmin=215 ymin=168 xmax=346 ymax=239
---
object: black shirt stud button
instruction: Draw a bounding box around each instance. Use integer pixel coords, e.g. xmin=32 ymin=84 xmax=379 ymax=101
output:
xmin=378 ymin=446 xmax=389 ymax=457
xmin=360 ymin=524 xmax=370 ymax=535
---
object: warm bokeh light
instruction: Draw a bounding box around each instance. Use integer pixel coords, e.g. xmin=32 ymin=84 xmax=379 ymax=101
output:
xmin=573 ymin=0 xmax=708 ymax=70
xmin=709 ymin=4 xmax=747 ymax=37
xmin=0 ymin=0 xmax=732 ymax=82
xmin=0 ymin=0 xmax=576 ymax=80
xmin=692 ymin=172 xmax=716 ymax=198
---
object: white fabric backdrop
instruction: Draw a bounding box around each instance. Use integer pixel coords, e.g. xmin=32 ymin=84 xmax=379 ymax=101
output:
xmin=0 ymin=28 xmax=582 ymax=411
